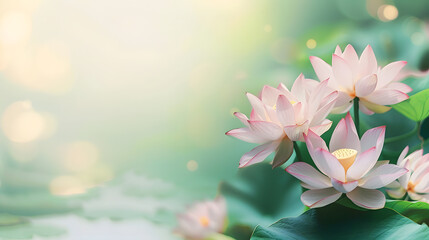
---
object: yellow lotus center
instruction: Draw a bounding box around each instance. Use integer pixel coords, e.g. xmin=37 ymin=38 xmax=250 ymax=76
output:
xmin=407 ymin=181 xmax=416 ymax=192
xmin=199 ymin=216 xmax=210 ymax=227
xmin=272 ymin=100 xmax=296 ymax=110
xmin=332 ymin=148 xmax=357 ymax=172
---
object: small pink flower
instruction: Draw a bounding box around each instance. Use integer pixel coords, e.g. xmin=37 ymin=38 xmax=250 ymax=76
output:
xmin=310 ymin=44 xmax=412 ymax=114
xmin=226 ymin=74 xmax=338 ymax=168
xmin=386 ymin=147 xmax=429 ymax=202
xmin=286 ymin=113 xmax=407 ymax=209
xmin=175 ymin=197 xmax=227 ymax=240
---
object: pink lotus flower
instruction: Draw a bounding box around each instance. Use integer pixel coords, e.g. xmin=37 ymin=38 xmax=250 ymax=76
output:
xmin=386 ymin=147 xmax=429 ymax=203
xmin=310 ymin=44 xmax=412 ymax=114
xmin=226 ymin=74 xmax=338 ymax=168
xmin=286 ymin=113 xmax=407 ymax=209
xmin=175 ymin=197 xmax=227 ymax=240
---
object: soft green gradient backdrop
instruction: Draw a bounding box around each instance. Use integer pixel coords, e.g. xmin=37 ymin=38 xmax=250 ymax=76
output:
xmin=0 ymin=0 xmax=427 ymax=239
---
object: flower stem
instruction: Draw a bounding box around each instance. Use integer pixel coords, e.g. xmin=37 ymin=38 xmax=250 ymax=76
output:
xmin=384 ymin=123 xmax=418 ymax=143
xmin=353 ymin=98 xmax=360 ymax=137
xmin=417 ymin=121 xmax=424 ymax=149
xmin=293 ymin=142 xmax=303 ymax=163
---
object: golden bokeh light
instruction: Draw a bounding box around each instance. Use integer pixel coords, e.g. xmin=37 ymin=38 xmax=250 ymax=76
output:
xmin=306 ymin=39 xmax=317 ymax=49
xmin=4 ymin=43 xmax=74 ymax=94
xmin=62 ymin=141 xmax=99 ymax=172
xmin=50 ymin=175 xmax=87 ymax=196
xmin=187 ymin=160 xmax=198 ymax=171
xmin=0 ymin=12 xmax=32 ymax=45
xmin=1 ymin=101 xmax=48 ymax=143
xmin=377 ymin=5 xmax=398 ymax=22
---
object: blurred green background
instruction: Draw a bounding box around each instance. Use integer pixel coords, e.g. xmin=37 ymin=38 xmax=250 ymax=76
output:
xmin=0 ymin=0 xmax=427 ymax=239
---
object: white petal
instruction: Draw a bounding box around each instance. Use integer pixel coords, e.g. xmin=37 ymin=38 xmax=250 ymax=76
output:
xmin=386 ymin=180 xmax=401 ymax=188
xmin=333 ymin=91 xmax=354 ymax=108
xmin=360 ymin=126 xmax=385 ymax=158
xmin=378 ymin=61 xmax=407 ymax=88
xmin=346 ymin=147 xmax=378 ymax=181
xmin=276 ymin=95 xmax=295 ymax=126
xmin=334 ymin=45 xmax=342 ymax=55
xmin=396 ymin=146 xmax=409 ymax=167
xmin=239 ymin=142 xmax=278 ymax=168
xmin=284 ymin=121 xmax=309 ymax=142
xmin=386 ymin=188 xmax=407 ymax=199
xmin=261 ymin=85 xmax=283 ymax=106
xmin=415 ymin=173 xmax=429 ymax=192
xmin=226 ymin=128 xmax=267 ymax=144
xmin=307 ymin=79 xmax=334 ymax=117
xmin=332 ymin=54 xmax=354 ymax=92
xmin=308 ymin=120 xmax=332 ymax=137
xmin=309 ymin=148 xmax=346 ymax=182
xmin=248 ymin=121 xmax=284 ymax=141
xmin=331 ymin=100 xmax=353 ymax=114
xmin=346 ymin=188 xmax=385 ymax=209
xmin=342 ymin=44 xmax=359 ymax=75
xmin=409 ymin=192 xmax=424 ymax=201
xmin=386 ymin=82 xmax=412 ymax=94
xmin=399 ymin=159 xmax=411 ymax=189
xmin=364 ymin=89 xmax=409 ymax=105
xmin=286 ymin=162 xmax=332 ymax=189
xmin=374 ymin=160 xmax=389 ymax=168
xmin=233 ymin=112 xmax=249 ymax=126
xmin=247 ymin=93 xmax=266 ymax=120
xmin=359 ymin=164 xmax=408 ymax=189
xmin=310 ymin=91 xmax=338 ymax=126
xmin=331 ymin=179 xmax=358 ymax=193
xmin=355 ymin=74 xmax=377 ymax=97
xmin=405 ymin=149 xmax=424 ymax=169
xmin=410 ymin=161 xmax=429 ymax=184
xmin=359 ymin=45 xmax=377 ymax=76
xmin=291 ymin=74 xmax=307 ymax=102
xmin=329 ymin=112 xmax=361 ymax=153
xmin=359 ymin=102 xmax=374 ymax=115
xmin=360 ymin=99 xmax=392 ymax=114
xmin=304 ymin=130 xmax=328 ymax=150
xmin=301 ymin=188 xmax=342 ymax=208
xmin=310 ymin=56 xmax=331 ymax=82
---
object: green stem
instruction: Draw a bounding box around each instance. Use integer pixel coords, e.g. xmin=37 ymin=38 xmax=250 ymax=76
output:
xmin=293 ymin=142 xmax=303 ymax=163
xmin=353 ymin=98 xmax=360 ymax=137
xmin=384 ymin=123 xmax=419 ymax=144
xmin=417 ymin=121 xmax=424 ymax=149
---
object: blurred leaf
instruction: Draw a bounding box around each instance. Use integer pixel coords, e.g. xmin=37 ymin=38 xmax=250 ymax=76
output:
xmin=421 ymin=117 xmax=429 ymax=140
xmin=385 ymin=200 xmax=429 ymax=225
xmin=336 ymin=196 xmax=367 ymax=211
xmin=219 ymin=163 xmax=303 ymax=227
xmin=205 ymin=233 xmax=236 ymax=240
xmin=419 ymin=49 xmax=429 ymax=71
xmin=392 ymin=89 xmax=429 ymax=122
xmin=0 ymin=224 xmax=66 ymax=239
xmin=0 ymin=193 xmax=80 ymax=216
xmin=0 ymin=214 xmax=28 ymax=227
xmin=224 ymin=224 xmax=253 ymax=240
xmin=251 ymin=203 xmax=429 ymax=239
